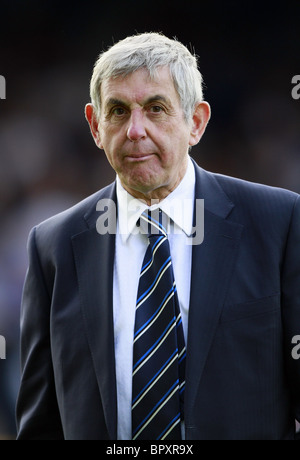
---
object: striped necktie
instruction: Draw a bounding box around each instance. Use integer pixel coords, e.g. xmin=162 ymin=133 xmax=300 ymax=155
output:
xmin=131 ymin=209 xmax=186 ymax=440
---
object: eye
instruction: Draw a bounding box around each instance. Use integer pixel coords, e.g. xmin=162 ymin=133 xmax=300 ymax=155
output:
xmin=111 ymin=107 xmax=127 ymax=116
xmin=149 ymin=105 xmax=164 ymax=114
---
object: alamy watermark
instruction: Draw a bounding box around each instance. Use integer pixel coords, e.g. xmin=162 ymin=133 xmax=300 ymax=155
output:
xmin=291 ymin=75 xmax=300 ymax=100
xmin=291 ymin=335 xmax=300 ymax=360
xmin=95 ymin=195 xmax=205 ymax=245
xmin=0 ymin=75 xmax=6 ymax=99
xmin=0 ymin=335 xmax=6 ymax=360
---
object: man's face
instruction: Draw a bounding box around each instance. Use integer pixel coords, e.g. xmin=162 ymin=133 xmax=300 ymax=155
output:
xmin=87 ymin=66 xmax=209 ymax=203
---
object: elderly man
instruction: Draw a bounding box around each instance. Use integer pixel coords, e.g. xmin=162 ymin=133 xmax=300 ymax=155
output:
xmin=16 ymin=32 xmax=300 ymax=440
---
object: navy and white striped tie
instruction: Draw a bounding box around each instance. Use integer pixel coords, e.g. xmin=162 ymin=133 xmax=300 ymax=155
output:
xmin=132 ymin=209 xmax=186 ymax=440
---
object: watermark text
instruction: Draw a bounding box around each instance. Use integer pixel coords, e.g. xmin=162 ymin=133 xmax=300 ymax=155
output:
xmin=0 ymin=75 xmax=6 ymax=99
xmin=95 ymin=195 xmax=205 ymax=245
xmin=105 ymin=443 xmax=194 ymax=456
xmin=291 ymin=75 xmax=300 ymax=100
xmin=0 ymin=335 xmax=6 ymax=359
xmin=291 ymin=335 xmax=300 ymax=360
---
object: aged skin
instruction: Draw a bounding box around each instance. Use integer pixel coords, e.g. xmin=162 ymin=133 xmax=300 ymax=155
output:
xmin=85 ymin=66 xmax=210 ymax=205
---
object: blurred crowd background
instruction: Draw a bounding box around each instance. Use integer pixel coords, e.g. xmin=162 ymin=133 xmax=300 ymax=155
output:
xmin=0 ymin=0 xmax=299 ymax=439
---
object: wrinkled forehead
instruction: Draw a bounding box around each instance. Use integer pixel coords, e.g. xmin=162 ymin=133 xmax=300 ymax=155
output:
xmin=100 ymin=66 xmax=179 ymax=108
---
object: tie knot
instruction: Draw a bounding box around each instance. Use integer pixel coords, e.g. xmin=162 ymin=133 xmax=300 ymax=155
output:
xmin=140 ymin=209 xmax=167 ymax=238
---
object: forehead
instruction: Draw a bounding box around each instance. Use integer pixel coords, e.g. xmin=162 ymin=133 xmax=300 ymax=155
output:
xmin=100 ymin=66 xmax=180 ymax=106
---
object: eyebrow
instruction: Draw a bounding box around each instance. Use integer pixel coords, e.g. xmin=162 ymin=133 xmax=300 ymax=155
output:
xmin=105 ymin=98 xmax=126 ymax=108
xmin=145 ymin=95 xmax=170 ymax=105
xmin=104 ymin=95 xmax=171 ymax=109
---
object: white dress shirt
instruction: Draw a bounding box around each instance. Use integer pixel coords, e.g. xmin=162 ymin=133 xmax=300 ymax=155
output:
xmin=113 ymin=156 xmax=195 ymax=440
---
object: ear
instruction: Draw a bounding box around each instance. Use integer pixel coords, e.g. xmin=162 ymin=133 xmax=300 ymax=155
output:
xmin=189 ymin=101 xmax=211 ymax=146
xmin=85 ymin=103 xmax=103 ymax=149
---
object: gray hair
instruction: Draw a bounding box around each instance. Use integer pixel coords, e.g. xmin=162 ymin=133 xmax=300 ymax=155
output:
xmin=89 ymin=32 xmax=204 ymax=122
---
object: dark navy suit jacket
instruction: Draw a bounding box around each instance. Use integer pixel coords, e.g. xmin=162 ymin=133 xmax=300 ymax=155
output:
xmin=16 ymin=161 xmax=300 ymax=439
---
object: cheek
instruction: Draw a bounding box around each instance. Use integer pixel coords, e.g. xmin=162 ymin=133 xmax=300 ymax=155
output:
xmin=159 ymin=131 xmax=189 ymax=163
xmin=100 ymin=129 xmax=122 ymax=157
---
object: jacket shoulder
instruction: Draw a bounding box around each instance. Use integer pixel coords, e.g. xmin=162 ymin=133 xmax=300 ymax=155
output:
xmin=193 ymin=160 xmax=299 ymax=225
xmin=213 ymin=171 xmax=299 ymax=203
xmin=210 ymin=170 xmax=300 ymax=229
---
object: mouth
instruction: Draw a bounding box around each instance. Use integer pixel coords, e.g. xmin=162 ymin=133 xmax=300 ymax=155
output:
xmin=125 ymin=153 xmax=155 ymax=162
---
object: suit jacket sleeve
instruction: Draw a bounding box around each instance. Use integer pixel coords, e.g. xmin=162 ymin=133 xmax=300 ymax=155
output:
xmin=16 ymin=226 xmax=64 ymax=440
xmin=282 ymin=195 xmax=300 ymax=423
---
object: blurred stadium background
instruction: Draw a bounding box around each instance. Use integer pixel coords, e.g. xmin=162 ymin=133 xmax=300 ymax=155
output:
xmin=0 ymin=0 xmax=299 ymax=439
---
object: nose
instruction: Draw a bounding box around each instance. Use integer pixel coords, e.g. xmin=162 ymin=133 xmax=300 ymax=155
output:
xmin=127 ymin=109 xmax=147 ymax=142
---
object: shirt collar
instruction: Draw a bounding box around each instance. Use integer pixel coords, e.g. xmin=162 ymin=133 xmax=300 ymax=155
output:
xmin=116 ymin=155 xmax=196 ymax=243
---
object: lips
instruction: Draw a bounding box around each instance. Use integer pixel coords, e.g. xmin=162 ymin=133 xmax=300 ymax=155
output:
xmin=125 ymin=153 xmax=155 ymax=161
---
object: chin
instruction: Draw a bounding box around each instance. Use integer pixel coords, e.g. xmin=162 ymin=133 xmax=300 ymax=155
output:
xmin=125 ymin=167 xmax=161 ymax=188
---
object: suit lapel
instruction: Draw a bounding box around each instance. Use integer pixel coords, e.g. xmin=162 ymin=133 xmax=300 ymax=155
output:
xmin=185 ymin=164 xmax=243 ymax=426
xmin=71 ymin=184 xmax=117 ymax=439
